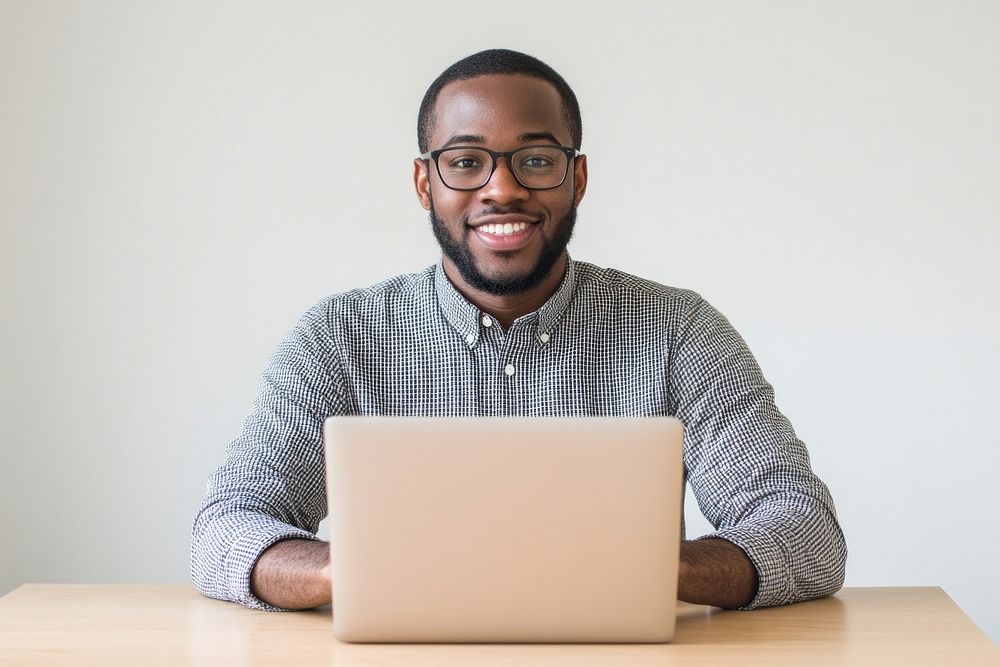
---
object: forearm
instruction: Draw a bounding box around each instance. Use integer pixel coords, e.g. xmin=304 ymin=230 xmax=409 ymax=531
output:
xmin=250 ymin=539 xmax=332 ymax=610
xmin=678 ymin=537 xmax=758 ymax=608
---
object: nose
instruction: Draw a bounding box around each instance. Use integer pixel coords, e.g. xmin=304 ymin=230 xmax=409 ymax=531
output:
xmin=478 ymin=156 xmax=529 ymax=205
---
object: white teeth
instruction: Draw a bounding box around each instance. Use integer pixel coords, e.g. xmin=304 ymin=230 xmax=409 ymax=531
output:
xmin=480 ymin=222 xmax=529 ymax=236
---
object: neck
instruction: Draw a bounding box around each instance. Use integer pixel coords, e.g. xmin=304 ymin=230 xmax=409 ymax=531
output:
xmin=443 ymin=254 xmax=568 ymax=329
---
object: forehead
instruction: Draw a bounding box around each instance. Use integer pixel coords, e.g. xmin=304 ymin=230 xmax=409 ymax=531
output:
xmin=430 ymin=74 xmax=570 ymax=147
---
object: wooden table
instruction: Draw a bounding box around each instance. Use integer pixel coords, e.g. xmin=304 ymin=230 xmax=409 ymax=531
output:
xmin=0 ymin=585 xmax=997 ymax=665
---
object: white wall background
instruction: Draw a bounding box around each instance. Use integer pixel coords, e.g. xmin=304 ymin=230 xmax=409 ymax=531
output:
xmin=2 ymin=0 xmax=998 ymax=644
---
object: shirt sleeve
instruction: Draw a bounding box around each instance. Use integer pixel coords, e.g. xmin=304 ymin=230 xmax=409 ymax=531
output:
xmin=191 ymin=299 xmax=354 ymax=610
xmin=669 ymin=292 xmax=847 ymax=609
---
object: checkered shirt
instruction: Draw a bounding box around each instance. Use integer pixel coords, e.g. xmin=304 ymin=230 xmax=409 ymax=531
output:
xmin=191 ymin=258 xmax=847 ymax=611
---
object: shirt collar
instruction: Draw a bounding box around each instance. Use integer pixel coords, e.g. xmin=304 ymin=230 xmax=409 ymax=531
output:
xmin=434 ymin=257 xmax=577 ymax=347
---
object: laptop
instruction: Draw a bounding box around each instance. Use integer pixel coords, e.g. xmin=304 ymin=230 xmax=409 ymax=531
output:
xmin=324 ymin=416 xmax=684 ymax=643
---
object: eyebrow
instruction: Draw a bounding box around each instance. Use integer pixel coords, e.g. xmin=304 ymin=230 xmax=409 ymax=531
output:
xmin=518 ymin=132 xmax=564 ymax=145
xmin=442 ymin=134 xmax=486 ymax=148
xmin=440 ymin=131 xmax=567 ymax=149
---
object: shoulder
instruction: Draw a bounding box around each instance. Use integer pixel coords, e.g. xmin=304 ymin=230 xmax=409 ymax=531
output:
xmin=264 ymin=267 xmax=437 ymax=379
xmin=570 ymin=260 xmax=705 ymax=315
xmin=299 ymin=265 xmax=438 ymax=328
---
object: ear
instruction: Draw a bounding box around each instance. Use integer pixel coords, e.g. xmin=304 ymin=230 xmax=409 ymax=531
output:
xmin=413 ymin=158 xmax=432 ymax=210
xmin=572 ymin=153 xmax=588 ymax=207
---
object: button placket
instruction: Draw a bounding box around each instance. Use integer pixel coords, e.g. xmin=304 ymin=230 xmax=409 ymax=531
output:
xmin=500 ymin=322 xmax=524 ymax=381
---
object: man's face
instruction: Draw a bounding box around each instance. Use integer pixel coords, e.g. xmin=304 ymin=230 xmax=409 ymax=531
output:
xmin=414 ymin=75 xmax=587 ymax=296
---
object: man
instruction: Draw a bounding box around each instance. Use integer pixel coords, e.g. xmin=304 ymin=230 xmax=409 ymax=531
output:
xmin=192 ymin=49 xmax=846 ymax=612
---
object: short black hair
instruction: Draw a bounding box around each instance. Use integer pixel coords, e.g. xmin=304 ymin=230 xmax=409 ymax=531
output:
xmin=417 ymin=49 xmax=582 ymax=154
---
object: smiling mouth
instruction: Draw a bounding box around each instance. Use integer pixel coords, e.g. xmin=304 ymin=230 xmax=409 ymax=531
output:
xmin=477 ymin=221 xmax=533 ymax=236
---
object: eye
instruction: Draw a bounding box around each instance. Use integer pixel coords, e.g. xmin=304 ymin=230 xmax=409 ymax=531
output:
xmin=521 ymin=156 xmax=555 ymax=168
xmin=445 ymin=154 xmax=485 ymax=170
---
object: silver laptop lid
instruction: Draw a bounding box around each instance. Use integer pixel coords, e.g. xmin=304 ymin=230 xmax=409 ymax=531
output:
xmin=325 ymin=416 xmax=684 ymax=643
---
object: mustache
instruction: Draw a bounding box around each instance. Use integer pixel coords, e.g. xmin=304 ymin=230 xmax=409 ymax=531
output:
xmin=466 ymin=206 xmax=542 ymax=224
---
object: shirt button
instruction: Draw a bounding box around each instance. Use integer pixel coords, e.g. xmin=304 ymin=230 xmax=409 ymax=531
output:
xmin=504 ymin=364 xmax=515 ymax=376
xmin=482 ymin=316 xmax=493 ymax=328
xmin=465 ymin=333 xmax=475 ymax=345
xmin=539 ymin=332 xmax=550 ymax=344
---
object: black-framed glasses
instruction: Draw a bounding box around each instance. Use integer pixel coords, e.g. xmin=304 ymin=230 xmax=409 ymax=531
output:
xmin=420 ymin=145 xmax=579 ymax=191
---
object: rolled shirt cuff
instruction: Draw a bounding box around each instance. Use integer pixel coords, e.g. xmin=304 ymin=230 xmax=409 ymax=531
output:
xmin=697 ymin=526 xmax=792 ymax=610
xmin=223 ymin=517 xmax=322 ymax=612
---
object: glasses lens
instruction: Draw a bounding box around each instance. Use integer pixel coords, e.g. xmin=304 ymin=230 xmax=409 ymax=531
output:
xmin=436 ymin=148 xmax=493 ymax=189
xmin=435 ymin=146 xmax=571 ymax=190
xmin=511 ymin=146 xmax=569 ymax=189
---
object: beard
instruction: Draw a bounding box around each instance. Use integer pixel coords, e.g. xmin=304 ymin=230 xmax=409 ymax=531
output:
xmin=429 ymin=201 xmax=577 ymax=297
